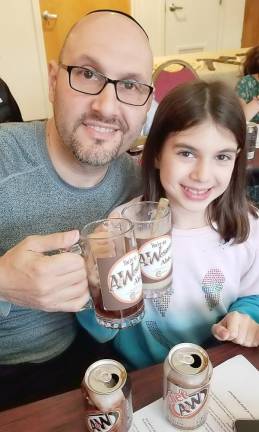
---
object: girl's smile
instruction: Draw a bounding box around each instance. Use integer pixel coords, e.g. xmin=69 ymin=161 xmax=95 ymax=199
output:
xmin=181 ymin=185 xmax=212 ymax=201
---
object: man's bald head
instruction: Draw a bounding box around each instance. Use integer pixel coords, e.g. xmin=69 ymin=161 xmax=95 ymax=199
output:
xmin=59 ymin=10 xmax=152 ymax=70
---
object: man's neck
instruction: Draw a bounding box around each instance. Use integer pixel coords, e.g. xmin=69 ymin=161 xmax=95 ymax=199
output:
xmin=46 ymin=119 xmax=109 ymax=188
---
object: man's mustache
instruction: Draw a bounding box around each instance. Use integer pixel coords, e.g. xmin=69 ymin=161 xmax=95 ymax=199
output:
xmin=74 ymin=114 xmax=128 ymax=134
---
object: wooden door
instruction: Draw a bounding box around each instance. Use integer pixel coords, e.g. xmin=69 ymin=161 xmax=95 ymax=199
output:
xmin=241 ymin=0 xmax=259 ymax=47
xmin=39 ymin=0 xmax=130 ymax=62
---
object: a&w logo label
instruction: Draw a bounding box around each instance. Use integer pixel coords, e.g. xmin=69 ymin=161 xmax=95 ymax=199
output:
xmin=139 ymin=234 xmax=171 ymax=280
xmin=87 ymin=411 xmax=119 ymax=431
xmin=108 ymin=250 xmax=142 ymax=303
xmin=167 ymin=388 xmax=208 ymax=418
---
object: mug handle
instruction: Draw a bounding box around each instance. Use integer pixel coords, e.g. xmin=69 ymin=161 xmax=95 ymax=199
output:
xmin=59 ymin=242 xmax=93 ymax=311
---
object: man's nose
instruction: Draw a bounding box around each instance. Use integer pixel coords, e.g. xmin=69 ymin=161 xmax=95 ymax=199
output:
xmin=91 ymin=83 xmax=119 ymax=117
xmin=190 ymin=159 xmax=211 ymax=182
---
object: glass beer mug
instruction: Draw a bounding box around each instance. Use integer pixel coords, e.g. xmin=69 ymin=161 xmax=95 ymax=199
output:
xmin=78 ymin=218 xmax=144 ymax=329
xmin=122 ymin=201 xmax=172 ymax=298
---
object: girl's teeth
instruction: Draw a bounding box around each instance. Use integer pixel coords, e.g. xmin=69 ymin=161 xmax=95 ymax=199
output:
xmin=184 ymin=187 xmax=209 ymax=195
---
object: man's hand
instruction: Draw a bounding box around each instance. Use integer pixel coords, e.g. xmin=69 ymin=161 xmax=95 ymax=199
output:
xmin=0 ymin=231 xmax=89 ymax=312
xmin=212 ymin=311 xmax=259 ymax=347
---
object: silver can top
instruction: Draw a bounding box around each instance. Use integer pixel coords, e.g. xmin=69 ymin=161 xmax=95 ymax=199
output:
xmin=84 ymin=359 xmax=127 ymax=395
xmin=247 ymin=121 xmax=258 ymax=133
xmin=168 ymin=343 xmax=209 ymax=376
xmin=129 ymin=144 xmax=144 ymax=154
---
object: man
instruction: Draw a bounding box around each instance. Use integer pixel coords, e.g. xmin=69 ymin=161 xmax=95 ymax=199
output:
xmin=0 ymin=10 xmax=153 ymax=409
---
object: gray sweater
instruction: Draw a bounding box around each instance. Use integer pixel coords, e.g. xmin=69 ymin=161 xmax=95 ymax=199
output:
xmin=0 ymin=121 xmax=142 ymax=364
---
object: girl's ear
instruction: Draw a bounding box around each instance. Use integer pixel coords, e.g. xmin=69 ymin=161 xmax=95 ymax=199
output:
xmin=155 ymin=155 xmax=160 ymax=169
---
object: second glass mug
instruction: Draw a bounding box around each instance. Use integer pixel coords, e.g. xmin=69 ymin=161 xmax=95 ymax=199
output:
xmin=70 ymin=217 xmax=144 ymax=329
xmin=122 ymin=201 xmax=172 ymax=298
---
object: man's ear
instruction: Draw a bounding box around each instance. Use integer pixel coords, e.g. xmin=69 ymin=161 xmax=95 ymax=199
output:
xmin=146 ymin=91 xmax=154 ymax=116
xmin=48 ymin=60 xmax=59 ymax=103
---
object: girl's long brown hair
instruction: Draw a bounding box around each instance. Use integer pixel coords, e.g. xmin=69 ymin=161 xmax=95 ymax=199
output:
xmin=142 ymin=80 xmax=257 ymax=243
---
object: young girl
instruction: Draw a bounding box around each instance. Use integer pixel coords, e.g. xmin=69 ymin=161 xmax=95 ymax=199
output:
xmin=236 ymin=45 xmax=259 ymax=123
xmin=77 ymin=81 xmax=259 ymax=369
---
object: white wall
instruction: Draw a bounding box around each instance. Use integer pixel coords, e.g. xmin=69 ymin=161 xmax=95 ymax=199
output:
xmin=0 ymin=0 xmax=49 ymax=120
xmin=131 ymin=0 xmax=164 ymax=57
xmin=132 ymin=0 xmax=245 ymax=56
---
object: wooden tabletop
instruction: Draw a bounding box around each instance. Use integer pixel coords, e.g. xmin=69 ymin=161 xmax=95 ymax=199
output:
xmin=0 ymin=342 xmax=258 ymax=432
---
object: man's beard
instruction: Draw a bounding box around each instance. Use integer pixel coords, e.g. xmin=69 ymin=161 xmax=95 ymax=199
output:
xmin=70 ymin=135 xmax=123 ymax=166
xmin=57 ymin=113 xmax=127 ymax=166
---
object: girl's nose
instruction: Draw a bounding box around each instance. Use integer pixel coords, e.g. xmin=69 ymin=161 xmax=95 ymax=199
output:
xmin=190 ymin=159 xmax=211 ymax=182
xmin=91 ymin=83 xmax=119 ymax=118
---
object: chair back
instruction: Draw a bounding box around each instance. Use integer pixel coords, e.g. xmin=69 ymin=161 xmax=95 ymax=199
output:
xmin=153 ymin=59 xmax=199 ymax=103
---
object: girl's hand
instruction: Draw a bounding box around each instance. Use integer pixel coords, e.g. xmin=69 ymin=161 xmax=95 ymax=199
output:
xmin=211 ymin=311 xmax=259 ymax=347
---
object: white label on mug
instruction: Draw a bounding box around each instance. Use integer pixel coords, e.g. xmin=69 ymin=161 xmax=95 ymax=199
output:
xmin=108 ymin=250 xmax=142 ymax=303
xmin=139 ymin=234 xmax=172 ymax=280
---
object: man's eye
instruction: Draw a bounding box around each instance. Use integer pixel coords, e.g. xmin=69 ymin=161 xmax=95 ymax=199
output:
xmin=82 ymin=69 xmax=94 ymax=79
xmin=74 ymin=68 xmax=95 ymax=79
xmin=123 ymin=81 xmax=136 ymax=90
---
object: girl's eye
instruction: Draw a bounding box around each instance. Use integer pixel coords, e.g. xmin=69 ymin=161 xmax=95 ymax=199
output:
xmin=216 ymin=154 xmax=232 ymax=161
xmin=178 ymin=150 xmax=194 ymax=158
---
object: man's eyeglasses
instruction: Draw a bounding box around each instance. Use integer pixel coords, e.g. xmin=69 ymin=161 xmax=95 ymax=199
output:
xmin=60 ymin=64 xmax=153 ymax=106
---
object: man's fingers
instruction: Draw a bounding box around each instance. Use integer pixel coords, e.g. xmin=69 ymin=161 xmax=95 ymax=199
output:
xmin=23 ymin=230 xmax=80 ymax=254
xmin=42 ymin=291 xmax=90 ymax=312
xmin=43 ymin=251 xmax=86 ymax=276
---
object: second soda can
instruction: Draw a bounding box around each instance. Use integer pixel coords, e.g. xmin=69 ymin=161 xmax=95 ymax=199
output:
xmin=81 ymin=359 xmax=133 ymax=432
xmin=163 ymin=343 xmax=213 ymax=430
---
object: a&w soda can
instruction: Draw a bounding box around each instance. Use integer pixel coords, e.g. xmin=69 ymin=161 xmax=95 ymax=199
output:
xmin=82 ymin=359 xmax=133 ymax=432
xmin=163 ymin=343 xmax=213 ymax=430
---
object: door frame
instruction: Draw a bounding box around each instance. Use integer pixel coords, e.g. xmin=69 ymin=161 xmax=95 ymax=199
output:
xmin=31 ymin=0 xmax=52 ymax=117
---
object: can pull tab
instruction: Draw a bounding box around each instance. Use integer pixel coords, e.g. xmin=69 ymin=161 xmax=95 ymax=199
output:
xmin=93 ymin=370 xmax=120 ymax=388
xmin=175 ymin=353 xmax=202 ymax=368
xmin=94 ymin=370 xmax=112 ymax=383
xmin=176 ymin=353 xmax=195 ymax=365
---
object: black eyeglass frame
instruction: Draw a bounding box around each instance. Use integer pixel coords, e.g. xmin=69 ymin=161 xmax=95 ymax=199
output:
xmin=60 ymin=64 xmax=153 ymax=106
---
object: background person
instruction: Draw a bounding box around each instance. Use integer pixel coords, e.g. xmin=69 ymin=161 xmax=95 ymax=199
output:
xmin=78 ymin=81 xmax=259 ymax=369
xmin=0 ymin=77 xmax=23 ymax=123
xmin=0 ymin=10 xmax=153 ymax=409
xmin=236 ymin=46 xmax=259 ymax=123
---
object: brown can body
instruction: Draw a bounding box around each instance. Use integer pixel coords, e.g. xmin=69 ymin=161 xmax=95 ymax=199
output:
xmin=82 ymin=359 xmax=133 ymax=432
xmin=163 ymin=343 xmax=213 ymax=430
